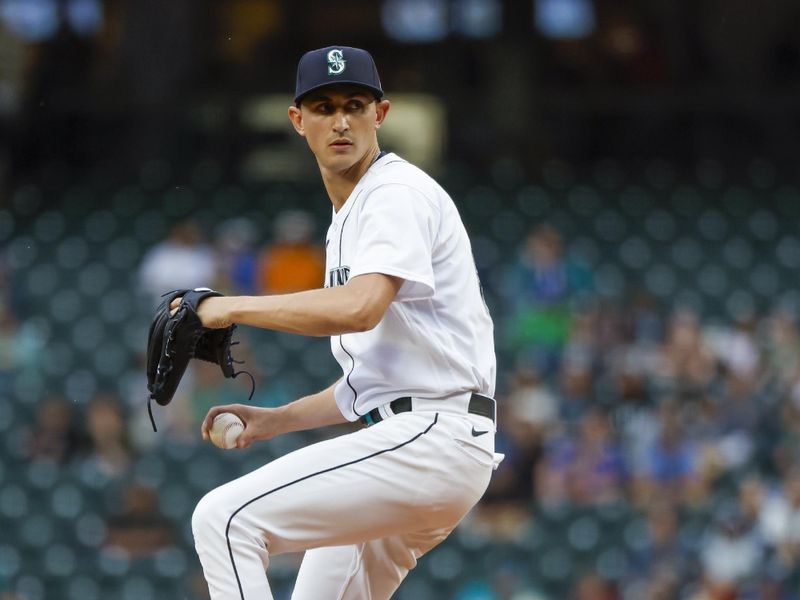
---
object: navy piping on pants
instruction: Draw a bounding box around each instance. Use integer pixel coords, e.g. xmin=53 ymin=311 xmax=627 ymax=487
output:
xmin=224 ymin=413 xmax=440 ymax=599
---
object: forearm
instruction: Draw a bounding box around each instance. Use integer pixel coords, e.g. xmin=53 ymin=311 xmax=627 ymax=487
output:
xmin=271 ymin=380 xmax=348 ymax=435
xmin=229 ymin=288 xmax=361 ymax=336
xmin=226 ymin=273 xmax=401 ymax=336
xmin=200 ymin=380 xmax=349 ymax=447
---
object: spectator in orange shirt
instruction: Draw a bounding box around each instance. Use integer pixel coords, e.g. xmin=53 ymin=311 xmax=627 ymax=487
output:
xmin=256 ymin=210 xmax=325 ymax=294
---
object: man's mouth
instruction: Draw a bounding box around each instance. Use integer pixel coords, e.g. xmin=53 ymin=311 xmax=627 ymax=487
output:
xmin=330 ymin=139 xmax=353 ymax=147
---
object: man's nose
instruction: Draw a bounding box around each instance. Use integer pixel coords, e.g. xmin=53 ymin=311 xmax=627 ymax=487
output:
xmin=332 ymin=111 xmax=349 ymax=132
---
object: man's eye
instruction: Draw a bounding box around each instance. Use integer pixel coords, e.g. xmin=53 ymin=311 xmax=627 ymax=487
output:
xmin=347 ymin=102 xmax=364 ymax=111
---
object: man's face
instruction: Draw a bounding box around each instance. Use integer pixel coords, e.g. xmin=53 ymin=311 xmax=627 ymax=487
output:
xmin=289 ymin=85 xmax=389 ymax=172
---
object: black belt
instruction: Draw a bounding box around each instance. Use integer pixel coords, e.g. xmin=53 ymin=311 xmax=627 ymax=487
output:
xmin=360 ymin=393 xmax=495 ymax=426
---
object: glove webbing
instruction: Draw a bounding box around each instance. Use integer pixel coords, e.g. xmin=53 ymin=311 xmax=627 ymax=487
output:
xmin=147 ymin=317 xmax=256 ymax=432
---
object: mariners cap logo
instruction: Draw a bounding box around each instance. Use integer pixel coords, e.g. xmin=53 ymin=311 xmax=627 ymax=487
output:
xmin=327 ymin=49 xmax=346 ymax=75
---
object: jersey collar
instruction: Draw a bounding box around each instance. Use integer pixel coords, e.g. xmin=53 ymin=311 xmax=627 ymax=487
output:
xmin=330 ymin=152 xmax=395 ymax=224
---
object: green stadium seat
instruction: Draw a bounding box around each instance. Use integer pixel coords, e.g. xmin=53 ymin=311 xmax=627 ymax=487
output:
xmin=133 ymin=209 xmax=170 ymax=245
xmin=119 ymin=574 xmax=157 ymax=600
xmin=74 ymin=512 xmax=108 ymax=549
xmin=25 ymin=263 xmax=60 ymax=298
xmin=50 ymin=482 xmax=85 ymax=520
xmin=566 ymin=514 xmax=600 ymax=553
xmin=423 ymin=545 xmax=465 ymax=584
xmin=516 ymin=185 xmax=553 ymax=218
xmin=13 ymin=574 xmax=46 ymax=600
xmin=618 ymin=236 xmax=653 ymax=271
xmin=84 ymin=210 xmax=119 ymax=243
xmin=622 ymin=516 xmax=649 ymax=553
xmin=0 ymin=544 xmax=21 ymax=580
xmin=25 ymin=460 xmax=60 ymax=491
xmin=133 ymin=454 xmax=167 ymax=487
xmin=747 ymin=209 xmax=778 ymax=241
xmin=153 ymin=546 xmax=191 ymax=580
xmin=106 ymin=236 xmax=144 ymax=270
xmin=43 ymin=543 xmax=78 ymax=578
xmin=536 ymin=544 xmax=574 ymax=583
xmin=76 ymin=262 xmax=112 ymax=297
xmin=66 ymin=575 xmax=102 ymax=600
xmin=19 ymin=514 xmax=55 ymax=549
xmin=0 ymin=484 xmax=30 ymax=519
xmin=33 ymin=210 xmax=67 ymax=244
xmin=56 ymin=236 xmax=90 ymax=270
xmin=594 ymin=546 xmax=629 ymax=580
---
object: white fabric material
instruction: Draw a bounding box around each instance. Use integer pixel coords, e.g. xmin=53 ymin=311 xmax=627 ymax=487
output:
xmin=192 ymin=412 xmax=494 ymax=599
xmin=326 ymin=153 xmax=496 ymax=421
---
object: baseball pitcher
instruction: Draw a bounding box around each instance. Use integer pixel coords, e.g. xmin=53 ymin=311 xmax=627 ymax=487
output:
xmin=188 ymin=46 xmax=499 ymax=599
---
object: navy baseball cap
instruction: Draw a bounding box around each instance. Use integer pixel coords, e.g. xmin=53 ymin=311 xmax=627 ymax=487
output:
xmin=294 ymin=46 xmax=383 ymax=105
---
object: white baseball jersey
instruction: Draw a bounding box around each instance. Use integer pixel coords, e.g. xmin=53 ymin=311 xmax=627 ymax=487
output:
xmin=324 ymin=152 xmax=496 ymax=421
xmin=193 ymin=153 xmax=501 ymax=600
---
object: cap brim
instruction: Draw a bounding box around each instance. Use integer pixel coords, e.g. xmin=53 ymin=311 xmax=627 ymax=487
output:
xmin=295 ymin=81 xmax=384 ymax=104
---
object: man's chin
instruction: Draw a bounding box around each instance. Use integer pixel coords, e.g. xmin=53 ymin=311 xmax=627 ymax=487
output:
xmin=320 ymin=151 xmax=362 ymax=173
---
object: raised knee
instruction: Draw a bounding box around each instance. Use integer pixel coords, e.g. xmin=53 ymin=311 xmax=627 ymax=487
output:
xmin=192 ymin=489 xmax=229 ymax=547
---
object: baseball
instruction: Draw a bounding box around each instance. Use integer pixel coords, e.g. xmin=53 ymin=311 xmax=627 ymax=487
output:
xmin=209 ymin=413 xmax=245 ymax=449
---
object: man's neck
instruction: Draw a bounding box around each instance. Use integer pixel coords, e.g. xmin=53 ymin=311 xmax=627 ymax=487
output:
xmin=320 ymin=146 xmax=382 ymax=212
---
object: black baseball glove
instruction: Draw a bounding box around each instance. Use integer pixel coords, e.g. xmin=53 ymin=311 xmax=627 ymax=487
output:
xmin=146 ymin=287 xmax=248 ymax=432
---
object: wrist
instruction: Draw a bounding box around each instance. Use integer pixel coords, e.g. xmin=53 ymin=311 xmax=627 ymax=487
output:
xmin=268 ymin=404 xmax=292 ymax=437
xmin=228 ymin=295 xmax=272 ymax=327
xmin=226 ymin=296 xmax=247 ymax=324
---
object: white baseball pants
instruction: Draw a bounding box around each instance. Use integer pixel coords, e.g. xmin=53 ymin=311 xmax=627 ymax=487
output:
xmin=191 ymin=410 xmax=496 ymax=599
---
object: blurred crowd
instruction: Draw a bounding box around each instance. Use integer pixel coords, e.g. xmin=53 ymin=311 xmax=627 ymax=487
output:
xmin=4 ymin=212 xmax=800 ymax=600
xmin=476 ymin=224 xmax=800 ymax=600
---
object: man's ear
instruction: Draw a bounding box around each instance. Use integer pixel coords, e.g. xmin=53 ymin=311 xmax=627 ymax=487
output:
xmin=288 ymin=105 xmax=305 ymax=136
xmin=374 ymin=99 xmax=391 ymax=129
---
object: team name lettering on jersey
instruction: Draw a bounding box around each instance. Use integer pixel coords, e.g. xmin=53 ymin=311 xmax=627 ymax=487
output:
xmin=327 ymin=266 xmax=350 ymax=287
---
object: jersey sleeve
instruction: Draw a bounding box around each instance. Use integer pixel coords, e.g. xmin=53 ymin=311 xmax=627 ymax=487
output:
xmin=348 ymin=184 xmax=437 ymax=301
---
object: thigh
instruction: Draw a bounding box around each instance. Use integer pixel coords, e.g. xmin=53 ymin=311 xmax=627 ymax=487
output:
xmin=291 ymin=546 xmax=357 ymax=600
xmin=292 ymin=531 xmax=450 ymax=600
xmin=204 ymin=411 xmax=493 ymax=556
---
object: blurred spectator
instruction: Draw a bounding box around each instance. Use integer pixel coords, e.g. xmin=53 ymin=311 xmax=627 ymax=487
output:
xmin=104 ymin=481 xmax=175 ymax=558
xmin=631 ymin=399 xmax=707 ymax=508
xmin=23 ymin=394 xmax=85 ymax=464
xmin=138 ymin=219 xmax=217 ymax=304
xmin=698 ymin=504 xmax=763 ymax=592
xmin=628 ymin=501 xmax=691 ymax=583
xmin=81 ymin=392 xmax=133 ymax=478
xmin=712 ymin=372 xmax=759 ymax=472
xmin=483 ymin=368 xmax=550 ymax=507
xmin=502 ymin=224 xmax=592 ymax=370
xmin=213 ymin=217 xmax=259 ymax=294
xmin=654 ymin=310 xmax=716 ymax=398
xmin=571 ymin=572 xmax=619 ymax=600
xmin=256 ymin=210 xmax=325 ymax=294
xmin=507 ymin=366 xmax=559 ymax=432
xmin=760 ymin=470 xmax=800 ymax=571
xmin=558 ymin=310 xmax=598 ymax=420
xmin=708 ymin=318 xmax=759 ymax=382
xmin=0 ymin=299 xmax=44 ymax=393
xmin=536 ymin=408 xmax=626 ymax=506
xmin=763 ymin=310 xmax=800 ymax=387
